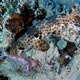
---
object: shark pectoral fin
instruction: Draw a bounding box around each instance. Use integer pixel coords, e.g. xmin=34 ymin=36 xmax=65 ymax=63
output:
xmin=32 ymin=38 xmax=50 ymax=52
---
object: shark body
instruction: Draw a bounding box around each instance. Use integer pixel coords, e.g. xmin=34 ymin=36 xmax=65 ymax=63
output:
xmin=10 ymin=9 xmax=80 ymax=53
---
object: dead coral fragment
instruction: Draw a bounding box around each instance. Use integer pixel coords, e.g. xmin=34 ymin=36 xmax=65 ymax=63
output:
xmin=58 ymin=41 xmax=77 ymax=66
xmin=58 ymin=55 xmax=71 ymax=66
xmin=0 ymin=5 xmax=6 ymax=15
xmin=34 ymin=8 xmax=47 ymax=20
xmin=32 ymin=38 xmax=50 ymax=52
xmin=58 ymin=42 xmax=77 ymax=57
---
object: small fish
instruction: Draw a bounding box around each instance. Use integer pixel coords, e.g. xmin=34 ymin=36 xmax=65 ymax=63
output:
xmin=10 ymin=8 xmax=80 ymax=53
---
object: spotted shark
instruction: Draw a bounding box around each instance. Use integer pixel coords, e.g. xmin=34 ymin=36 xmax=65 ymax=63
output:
xmin=8 ymin=8 xmax=80 ymax=55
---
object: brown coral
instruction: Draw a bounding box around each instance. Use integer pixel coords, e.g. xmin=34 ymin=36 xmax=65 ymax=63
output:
xmin=5 ymin=13 xmax=24 ymax=34
xmin=58 ymin=42 xmax=77 ymax=57
xmin=19 ymin=3 xmax=34 ymax=26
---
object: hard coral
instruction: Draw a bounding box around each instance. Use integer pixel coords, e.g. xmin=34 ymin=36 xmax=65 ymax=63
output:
xmin=56 ymin=41 xmax=77 ymax=66
xmin=19 ymin=3 xmax=34 ymax=26
xmin=5 ymin=13 xmax=24 ymax=34
xmin=58 ymin=41 xmax=77 ymax=57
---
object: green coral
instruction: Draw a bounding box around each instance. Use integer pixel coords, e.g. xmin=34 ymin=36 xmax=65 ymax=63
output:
xmin=57 ymin=39 xmax=67 ymax=50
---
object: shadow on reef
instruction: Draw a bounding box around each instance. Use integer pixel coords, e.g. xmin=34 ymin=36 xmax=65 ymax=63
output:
xmin=0 ymin=75 xmax=9 ymax=80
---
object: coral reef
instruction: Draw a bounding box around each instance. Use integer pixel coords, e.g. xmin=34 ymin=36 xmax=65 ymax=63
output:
xmin=0 ymin=0 xmax=80 ymax=80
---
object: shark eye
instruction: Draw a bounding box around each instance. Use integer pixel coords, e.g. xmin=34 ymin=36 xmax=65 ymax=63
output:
xmin=34 ymin=33 xmax=39 ymax=38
